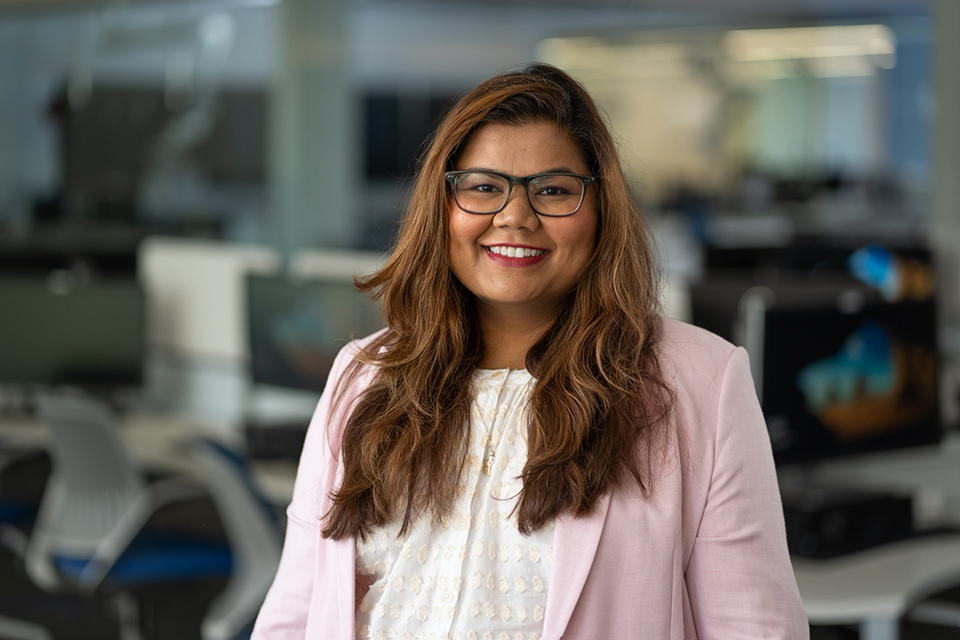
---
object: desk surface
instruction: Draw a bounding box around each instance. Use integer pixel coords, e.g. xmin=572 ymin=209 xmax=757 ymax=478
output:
xmin=793 ymin=533 xmax=960 ymax=624
xmin=0 ymin=412 xmax=298 ymax=506
xmin=4 ymin=411 xmax=960 ymax=629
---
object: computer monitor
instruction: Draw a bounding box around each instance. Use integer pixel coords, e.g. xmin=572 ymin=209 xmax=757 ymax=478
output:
xmin=0 ymin=275 xmax=145 ymax=387
xmin=246 ymin=274 xmax=385 ymax=393
xmin=692 ymin=274 xmax=941 ymax=466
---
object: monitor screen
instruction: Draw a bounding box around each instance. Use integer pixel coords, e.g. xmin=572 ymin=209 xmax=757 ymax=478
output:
xmin=246 ymin=274 xmax=385 ymax=393
xmin=692 ymin=240 xmax=942 ymax=466
xmin=761 ymin=294 xmax=940 ymax=465
xmin=0 ymin=276 xmax=145 ymax=386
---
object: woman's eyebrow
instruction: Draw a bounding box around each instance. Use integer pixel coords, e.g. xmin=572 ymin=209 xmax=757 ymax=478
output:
xmin=459 ymin=165 xmax=578 ymax=175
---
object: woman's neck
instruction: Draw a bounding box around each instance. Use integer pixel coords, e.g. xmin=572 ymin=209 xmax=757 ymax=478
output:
xmin=477 ymin=305 xmax=558 ymax=370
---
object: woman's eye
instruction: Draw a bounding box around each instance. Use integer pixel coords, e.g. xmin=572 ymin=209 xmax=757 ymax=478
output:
xmin=463 ymin=182 xmax=501 ymax=194
xmin=536 ymin=186 xmax=568 ymax=197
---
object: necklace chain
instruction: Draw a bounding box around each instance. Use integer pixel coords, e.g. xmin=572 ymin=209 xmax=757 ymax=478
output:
xmin=474 ymin=400 xmax=500 ymax=476
xmin=474 ymin=371 xmax=530 ymax=476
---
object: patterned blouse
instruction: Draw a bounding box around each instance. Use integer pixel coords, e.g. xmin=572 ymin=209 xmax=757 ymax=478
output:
xmin=355 ymin=368 xmax=554 ymax=640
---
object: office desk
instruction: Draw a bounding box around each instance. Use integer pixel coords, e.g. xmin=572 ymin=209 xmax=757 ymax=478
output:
xmin=793 ymin=533 xmax=960 ymax=640
xmin=0 ymin=412 xmax=297 ymax=506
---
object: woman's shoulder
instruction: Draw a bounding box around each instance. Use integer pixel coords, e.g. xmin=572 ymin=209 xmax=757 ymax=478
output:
xmin=656 ymin=317 xmax=748 ymax=398
xmin=344 ymin=326 xmax=393 ymax=356
xmin=657 ymin=317 xmax=739 ymax=370
xmin=329 ymin=327 xmax=392 ymax=386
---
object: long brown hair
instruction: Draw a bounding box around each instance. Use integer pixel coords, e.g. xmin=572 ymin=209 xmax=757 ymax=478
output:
xmin=322 ymin=63 xmax=674 ymax=540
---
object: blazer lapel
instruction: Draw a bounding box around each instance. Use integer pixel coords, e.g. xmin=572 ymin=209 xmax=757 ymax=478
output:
xmin=333 ymin=534 xmax=357 ymax=639
xmin=329 ymin=453 xmax=356 ymax=639
xmin=542 ymin=492 xmax=611 ymax=639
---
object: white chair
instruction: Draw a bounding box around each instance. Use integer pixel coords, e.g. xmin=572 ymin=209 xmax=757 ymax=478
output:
xmin=25 ymin=390 xmax=207 ymax=593
xmin=193 ymin=440 xmax=282 ymax=640
xmin=23 ymin=389 xmax=282 ymax=640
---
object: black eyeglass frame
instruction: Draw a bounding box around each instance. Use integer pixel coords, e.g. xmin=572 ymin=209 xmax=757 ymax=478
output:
xmin=444 ymin=170 xmax=597 ymax=218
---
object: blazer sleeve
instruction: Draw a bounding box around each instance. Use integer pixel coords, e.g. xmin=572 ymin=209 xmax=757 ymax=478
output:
xmin=251 ymin=340 xmax=360 ymax=640
xmin=685 ymin=347 xmax=809 ymax=640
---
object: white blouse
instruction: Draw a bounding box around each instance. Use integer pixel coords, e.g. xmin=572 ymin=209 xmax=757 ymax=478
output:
xmin=355 ymin=368 xmax=554 ymax=640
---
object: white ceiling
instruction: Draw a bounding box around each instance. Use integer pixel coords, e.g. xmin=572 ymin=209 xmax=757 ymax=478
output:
xmin=0 ymin=0 xmax=931 ymax=18
xmin=392 ymin=0 xmax=930 ymax=19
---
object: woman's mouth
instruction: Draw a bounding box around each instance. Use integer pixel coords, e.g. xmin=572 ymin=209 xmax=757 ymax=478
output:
xmin=485 ymin=245 xmax=547 ymax=258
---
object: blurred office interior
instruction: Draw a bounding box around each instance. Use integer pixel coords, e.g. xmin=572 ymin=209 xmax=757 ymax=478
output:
xmin=2 ymin=0 xmax=960 ymax=638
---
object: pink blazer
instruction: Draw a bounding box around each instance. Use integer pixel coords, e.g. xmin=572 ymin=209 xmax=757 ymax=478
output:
xmin=252 ymin=319 xmax=809 ymax=639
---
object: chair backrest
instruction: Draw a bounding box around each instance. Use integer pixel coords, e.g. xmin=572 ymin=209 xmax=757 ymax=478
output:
xmin=32 ymin=390 xmax=144 ymax=556
xmin=193 ymin=440 xmax=282 ymax=640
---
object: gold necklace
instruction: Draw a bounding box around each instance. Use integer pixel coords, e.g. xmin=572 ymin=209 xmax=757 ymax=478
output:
xmin=473 ymin=399 xmax=501 ymax=476
xmin=473 ymin=371 xmax=530 ymax=476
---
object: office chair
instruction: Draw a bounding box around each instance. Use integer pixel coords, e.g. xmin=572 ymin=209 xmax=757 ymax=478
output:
xmin=24 ymin=390 xmax=223 ymax=593
xmin=192 ymin=439 xmax=282 ymax=640
xmin=18 ymin=389 xmax=281 ymax=640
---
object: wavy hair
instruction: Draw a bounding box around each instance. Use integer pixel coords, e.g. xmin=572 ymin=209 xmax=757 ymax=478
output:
xmin=322 ymin=63 xmax=674 ymax=540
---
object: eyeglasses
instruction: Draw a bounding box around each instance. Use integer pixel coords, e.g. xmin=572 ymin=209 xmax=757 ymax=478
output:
xmin=445 ymin=170 xmax=596 ymax=218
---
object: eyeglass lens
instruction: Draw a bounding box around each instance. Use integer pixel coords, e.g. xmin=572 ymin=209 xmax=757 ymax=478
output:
xmin=451 ymin=172 xmax=585 ymax=216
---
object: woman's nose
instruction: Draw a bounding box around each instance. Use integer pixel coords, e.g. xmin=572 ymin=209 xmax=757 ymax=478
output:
xmin=493 ymin=185 xmax=540 ymax=230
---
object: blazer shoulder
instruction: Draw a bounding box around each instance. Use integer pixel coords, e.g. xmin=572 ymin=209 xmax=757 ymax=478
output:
xmin=332 ymin=327 xmax=392 ymax=381
xmin=344 ymin=326 xmax=393 ymax=357
xmin=657 ymin=317 xmax=740 ymax=384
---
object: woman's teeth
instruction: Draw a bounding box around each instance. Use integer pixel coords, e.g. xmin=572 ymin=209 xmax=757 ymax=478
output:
xmin=487 ymin=246 xmax=546 ymax=258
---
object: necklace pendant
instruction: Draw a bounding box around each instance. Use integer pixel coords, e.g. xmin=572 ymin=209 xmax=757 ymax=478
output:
xmin=482 ymin=452 xmax=495 ymax=476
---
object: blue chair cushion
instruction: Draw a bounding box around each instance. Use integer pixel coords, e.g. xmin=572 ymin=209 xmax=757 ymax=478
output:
xmin=0 ymin=501 xmax=36 ymax=525
xmin=55 ymin=531 xmax=232 ymax=586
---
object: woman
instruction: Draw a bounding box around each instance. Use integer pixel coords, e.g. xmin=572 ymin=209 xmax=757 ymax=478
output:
xmin=253 ymin=64 xmax=808 ymax=640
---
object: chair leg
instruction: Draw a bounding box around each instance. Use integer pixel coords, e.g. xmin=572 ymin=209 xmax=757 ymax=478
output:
xmin=0 ymin=616 xmax=53 ymax=640
xmin=193 ymin=444 xmax=281 ymax=640
xmin=113 ymin=592 xmax=145 ymax=640
xmin=908 ymin=599 xmax=960 ymax=627
xmin=201 ymin=570 xmax=276 ymax=640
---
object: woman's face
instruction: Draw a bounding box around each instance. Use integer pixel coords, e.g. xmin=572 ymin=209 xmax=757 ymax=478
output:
xmin=447 ymin=121 xmax=598 ymax=322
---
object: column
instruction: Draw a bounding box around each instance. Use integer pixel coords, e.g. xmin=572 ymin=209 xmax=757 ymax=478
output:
xmin=932 ymin=0 xmax=960 ymax=366
xmin=269 ymin=0 xmax=357 ymax=254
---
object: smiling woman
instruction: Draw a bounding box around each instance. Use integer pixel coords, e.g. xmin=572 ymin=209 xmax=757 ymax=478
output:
xmin=252 ymin=64 xmax=809 ymax=640
xmin=446 ymin=121 xmax=598 ymax=368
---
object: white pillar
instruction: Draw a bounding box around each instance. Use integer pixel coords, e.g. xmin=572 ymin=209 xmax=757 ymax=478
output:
xmin=932 ymin=0 xmax=960 ymax=367
xmin=269 ymin=0 xmax=357 ymax=254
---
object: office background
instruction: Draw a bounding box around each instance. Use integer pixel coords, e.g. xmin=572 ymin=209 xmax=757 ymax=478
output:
xmin=1 ymin=0 xmax=960 ymax=638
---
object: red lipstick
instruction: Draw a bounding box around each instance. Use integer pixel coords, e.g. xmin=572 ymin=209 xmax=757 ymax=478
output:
xmin=483 ymin=244 xmax=549 ymax=267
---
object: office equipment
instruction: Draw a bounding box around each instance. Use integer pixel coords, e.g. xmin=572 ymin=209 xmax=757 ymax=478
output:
xmin=5 ymin=401 xmax=957 ymax=640
xmin=691 ymin=248 xmax=943 ymax=558
xmin=138 ymin=238 xmax=283 ymax=422
xmin=753 ymin=283 xmax=940 ymax=466
xmin=0 ymin=239 xmax=139 ymax=277
xmin=244 ymin=259 xmax=385 ymax=461
xmin=246 ymin=273 xmax=384 ymax=394
xmin=782 ymin=486 xmax=915 ymax=558
xmin=0 ymin=275 xmax=144 ymax=387
xmin=691 ymin=273 xmax=941 ymax=467
xmin=60 ymin=85 xmax=265 ymax=223
xmin=139 ymin=238 xmax=282 ymax=362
